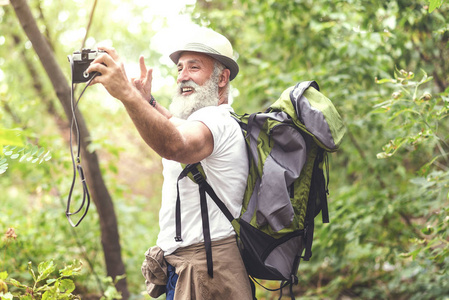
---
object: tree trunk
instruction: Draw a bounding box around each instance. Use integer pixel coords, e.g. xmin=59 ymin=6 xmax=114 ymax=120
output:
xmin=9 ymin=0 xmax=129 ymax=298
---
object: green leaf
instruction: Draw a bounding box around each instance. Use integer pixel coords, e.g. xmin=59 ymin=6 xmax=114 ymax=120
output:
xmin=429 ymin=0 xmax=443 ymax=12
xmin=31 ymin=146 xmax=39 ymax=156
xmin=7 ymin=278 xmax=24 ymax=288
xmin=59 ymin=260 xmax=83 ymax=277
xmin=43 ymin=151 xmax=52 ymax=162
xmin=28 ymin=262 xmax=37 ymax=282
xmin=19 ymin=154 xmax=27 ymax=163
xmin=101 ymin=276 xmax=114 ymax=284
xmin=42 ymin=289 xmax=57 ymax=300
xmin=37 ymin=261 xmax=56 ymax=283
xmin=102 ymin=285 xmax=122 ymax=300
xmin=0 ymin=292 xmax=14 ymax=300
xmin=37 ymin=147 xmax=45 ymax=158
xmin=0 ymin=163 xmax=8 ymax=175
xmin=0 ymin=128 xmax=23 ymax=149
xmin=421 ymin=225 xmax=434 ymax=235
xmin=0 ymin=272 xmax=7 ymax=280
xmin=375 ymin=78 xmax=396 ymax=84
xmin=58 ymin=279 xmax=75 ymax=294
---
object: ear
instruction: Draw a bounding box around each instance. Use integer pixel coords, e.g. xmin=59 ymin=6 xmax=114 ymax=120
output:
xmin=218 ymin=69 xmax=230 ymax=88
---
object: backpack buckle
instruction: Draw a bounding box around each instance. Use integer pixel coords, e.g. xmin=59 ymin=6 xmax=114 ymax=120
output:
xmin=291 ymin=274 xmax=298 ymax=285
xmin=193 ymin=171 xmax=205 ymax=185
xmin=174 ymin=236 xmax=183 ymax=242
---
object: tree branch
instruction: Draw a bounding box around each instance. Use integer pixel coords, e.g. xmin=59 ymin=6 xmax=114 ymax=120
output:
xmin=81 ymin=0 xmax=98 ymax=49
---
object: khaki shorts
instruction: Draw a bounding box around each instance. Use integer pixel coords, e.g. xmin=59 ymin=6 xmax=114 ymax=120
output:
xmin=165 ymin=235 xmax=253 ymax=300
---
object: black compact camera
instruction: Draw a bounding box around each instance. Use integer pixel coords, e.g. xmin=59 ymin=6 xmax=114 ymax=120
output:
xmin=68 ymin=49 xmax=105 ymax=83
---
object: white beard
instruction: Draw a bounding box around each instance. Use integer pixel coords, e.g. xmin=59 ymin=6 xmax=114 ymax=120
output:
xmin=169 ymin=75 xmax=220 ymax=120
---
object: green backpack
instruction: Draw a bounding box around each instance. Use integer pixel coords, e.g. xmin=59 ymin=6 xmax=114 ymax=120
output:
xmin=176 ymin=81 xmax=345 ymax=298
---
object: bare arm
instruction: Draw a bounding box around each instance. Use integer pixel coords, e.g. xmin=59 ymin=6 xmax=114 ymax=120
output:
xmin=87 ymin=47 xmax=213 ymax=164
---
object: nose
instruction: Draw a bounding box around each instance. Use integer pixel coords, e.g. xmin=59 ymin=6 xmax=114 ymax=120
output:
xmin=177 ymin=68 xmax=190 ymax=83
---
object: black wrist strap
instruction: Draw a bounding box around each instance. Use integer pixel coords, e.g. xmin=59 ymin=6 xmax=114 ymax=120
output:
xmin=149 ymin=95 xmax=156 ymax=107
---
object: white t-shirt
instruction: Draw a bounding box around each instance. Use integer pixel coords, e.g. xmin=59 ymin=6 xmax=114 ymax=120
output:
xmin=156 ymin=104 xmax=248 ymax=255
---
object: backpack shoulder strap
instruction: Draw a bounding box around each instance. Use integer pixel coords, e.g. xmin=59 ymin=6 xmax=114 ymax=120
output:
xmin=177 ymin=163 xmax=236 ymax=224
xmin=303 ymin=146 xmax=329 ymax=261
xmin=175 ymin=163 xmax=240 ymax=278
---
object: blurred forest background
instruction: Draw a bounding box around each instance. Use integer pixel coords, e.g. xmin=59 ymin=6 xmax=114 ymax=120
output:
xmin=1 ymin=0 xmax=448 ymax=299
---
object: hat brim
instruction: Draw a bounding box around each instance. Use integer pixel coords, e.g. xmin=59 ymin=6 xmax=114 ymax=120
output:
xmin=170 ymin=50 xmax=239 ymax=81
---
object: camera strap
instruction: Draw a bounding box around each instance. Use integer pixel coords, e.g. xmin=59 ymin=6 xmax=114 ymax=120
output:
xmin=66 ymin=57 xmax=98 ymax=227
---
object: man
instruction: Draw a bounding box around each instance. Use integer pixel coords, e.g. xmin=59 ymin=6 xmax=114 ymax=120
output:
xmin=87 ymin=27 xmax=253 ymax=299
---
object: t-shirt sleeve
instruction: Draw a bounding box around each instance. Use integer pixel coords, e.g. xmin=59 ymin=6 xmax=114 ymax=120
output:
xmin=188 ymin=106 xmax=234 ymax=157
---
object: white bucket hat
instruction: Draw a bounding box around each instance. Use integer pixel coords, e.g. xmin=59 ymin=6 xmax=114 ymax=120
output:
xmin=169 ymin=27 xmax=239 ymax=81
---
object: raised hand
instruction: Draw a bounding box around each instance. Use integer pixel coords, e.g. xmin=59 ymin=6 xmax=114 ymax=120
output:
xmin=131 ymin=55 xmax=153 ymax=102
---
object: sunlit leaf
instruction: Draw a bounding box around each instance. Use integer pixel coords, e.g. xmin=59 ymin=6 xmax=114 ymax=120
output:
xmin=0 ymin=128 xmax=23 ymax=149
xmin=59 ymin=279 xmax=75 ymax=294
xmin=0 ymin=272 xmax=7 ymax=280
xmin=429 ymin=0 xmax=443 ymax=12
xmin=37 ymin=261 xmax=56 ymax=282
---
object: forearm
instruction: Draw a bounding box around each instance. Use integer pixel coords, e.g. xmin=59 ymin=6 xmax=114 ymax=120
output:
xmin=86 ymin=49 xmax=208 ymax=162
xmin=152 ymin=100 xmax=173 ymax=119
xmin=122 ymin=89 xmax=185 ymax=159
xmin=146 ymin=96 xmax=186 ymax=127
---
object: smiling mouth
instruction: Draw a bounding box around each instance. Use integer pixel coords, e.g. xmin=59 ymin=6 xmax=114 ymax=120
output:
xmin=181 ymin=87 xmax=194 ymax=95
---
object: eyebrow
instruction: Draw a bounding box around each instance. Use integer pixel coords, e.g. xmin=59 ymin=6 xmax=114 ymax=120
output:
xmin=177 ymin=59 xmax=202 ymax=67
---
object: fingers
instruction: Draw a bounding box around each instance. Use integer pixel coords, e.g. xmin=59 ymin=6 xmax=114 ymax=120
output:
xmin=86 ymin=59 xmax=108 ymax=77
xmin=146 ymin=67 xmax=153 ymax=83
xmin=98 ymin=46 xmax=119 ymax=61
xmin=86 ymin=47 xmax=124 ymax=79
xmin=86 ymin=63 xmax=108 ymax=85
xmin=139 ymin=56 xmax=154 ymax=85
xmin=139 ymin=55 xmax=147 ymax=79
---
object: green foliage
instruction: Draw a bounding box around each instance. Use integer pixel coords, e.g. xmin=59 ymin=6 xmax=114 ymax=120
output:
xmin=0 ymin=260 xmax=81 ymax=299
xmin=428 ymin=0 xmax=445 ymax=13
xmin=2 ymin=0 xmax=449 ymax=299
xmin=1 ymin=144 xmax=52 ymax=175
xmin=192 ymin=0 xmax=449 ymax=298
xmin=0 ymin=260 xmax=122 ymax=300
xmin=375 ymin=69 xmax=448 ymax=162
xmin=0 ymin=128 xmax=23 ymax=148
xmin=374 ymin=70 xmax=449 ymax=299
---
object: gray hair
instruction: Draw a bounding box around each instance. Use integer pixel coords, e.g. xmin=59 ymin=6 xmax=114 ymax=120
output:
xmin=213 ymin=61 xmax=230 ymax=100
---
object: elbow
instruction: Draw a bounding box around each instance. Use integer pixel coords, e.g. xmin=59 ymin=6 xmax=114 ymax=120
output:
xmin=162 ymin=149 xmax=181 ymax=162
xmin=158 ymin=136 xmax=188 ymax=162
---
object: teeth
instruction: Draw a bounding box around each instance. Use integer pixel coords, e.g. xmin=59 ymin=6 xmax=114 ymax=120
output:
xmin=182 ymin=87 xmax=193 ymax=93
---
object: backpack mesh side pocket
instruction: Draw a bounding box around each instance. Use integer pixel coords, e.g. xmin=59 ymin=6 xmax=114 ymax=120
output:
xmin=239 ymin=219 xmax=304 ymax=281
